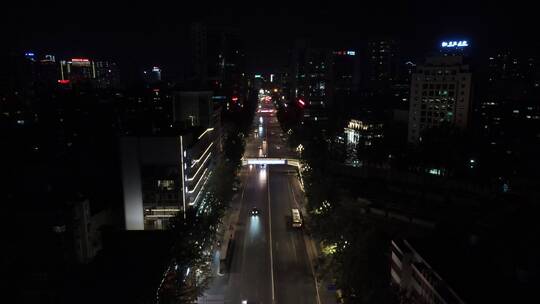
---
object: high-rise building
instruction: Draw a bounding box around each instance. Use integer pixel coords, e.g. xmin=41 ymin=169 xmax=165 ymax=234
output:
xmin=60 ymin=58 xmax=94 ymax=85
xmin=290 ymin=41 xmax=360 ymax=121
xmin=189 ymin=23 xmax=246 ymax=109
xmin=408 ymin=55 xmax=472 ymax=143
xmin=36 ymin=54 xmax=59 ymax=89
xmin=59 ymin=58 xmax=120 ymax=89
xmin=94 ymin=60 xmax=120 ymax=89
xmin=331 ymin=50 xmax=358 ymax=112
xmin=290 ymin=41 xmax=332 ymax=122
xmin=364 ymin=39 xmax=400 ymax=91
xmin=143 ymin=66 xmax=162 ymax=84
xmin=121 ymin=88 xmax=222 ymax=230
xmin=476 ymin=51 xmax=540 ymax=149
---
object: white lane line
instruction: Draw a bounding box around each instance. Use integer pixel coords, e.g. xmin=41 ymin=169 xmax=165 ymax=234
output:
xmin=239 ymin=171 xmax=250 ymax=287
xmin=288 ymin=175 xmax=322 ymax=304
xmin=267 ymin=169 xmax=276 ymax=303
xmin=290 ymin=234 xmax=298 ymax=263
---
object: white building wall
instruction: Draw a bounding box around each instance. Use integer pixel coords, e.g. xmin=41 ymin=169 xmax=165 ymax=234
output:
xmin=120 ymin=137 xmax=145 ymax=230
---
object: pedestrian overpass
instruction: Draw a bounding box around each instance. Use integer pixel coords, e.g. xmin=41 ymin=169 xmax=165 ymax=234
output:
xmin=242 ymin=157 xmax=301 ymax=168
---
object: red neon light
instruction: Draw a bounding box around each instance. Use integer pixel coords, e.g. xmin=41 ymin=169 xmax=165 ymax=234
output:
xmin=232 ymin=96 xmax=239 ymax=102
xmin=71 ymin=58 xmax=89 ymax=62
xmin=298 ymin=99 xmax=305 ymax=106
xmin=57 ymin=79 xmax=70 ymax=84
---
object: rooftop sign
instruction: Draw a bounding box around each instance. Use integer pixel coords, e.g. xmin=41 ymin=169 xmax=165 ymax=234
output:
xmin=441 ymin=40 xmax=469 ymax=48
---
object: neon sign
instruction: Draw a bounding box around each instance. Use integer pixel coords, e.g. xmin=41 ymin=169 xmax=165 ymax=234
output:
xmin=441 ymin=40 xmax=469 ymax=48
xmin=71 ymin=58 xmax=89 ymax=62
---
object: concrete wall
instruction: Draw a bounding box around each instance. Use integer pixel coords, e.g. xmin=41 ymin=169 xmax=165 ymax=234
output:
xmin=120 ymin=137 xmax=145 ymax=230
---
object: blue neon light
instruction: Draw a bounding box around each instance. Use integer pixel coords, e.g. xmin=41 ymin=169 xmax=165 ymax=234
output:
xmin=441 ymin=40 xmax=469 ymax=48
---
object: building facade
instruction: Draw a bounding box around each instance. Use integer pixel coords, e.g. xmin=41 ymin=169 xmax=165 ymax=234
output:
xmin=121 ymin=88 xmax=221 ymax=230
xmin=290 ymin=40 xmax=359 ymax=122
xmin=364 ymin=39 xmax=400 ymax=91
xmin=59 ymin=58 xmax=120 ymax=89
xmin=344 ymin=118 xmax=384 ymax=166
xmin=144 ymin=66 xmax=162 ymax=84
xmin=391 ymin=239 xmax=465 ymax=304
xmin=120 ymin=127 xmax=218 ymax=230
xmin=408 ymin=56 xmax=472 ymax=143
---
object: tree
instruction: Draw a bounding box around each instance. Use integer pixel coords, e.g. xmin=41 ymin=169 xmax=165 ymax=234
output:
xmin=168 ymin=208 xmax=215 ymax=303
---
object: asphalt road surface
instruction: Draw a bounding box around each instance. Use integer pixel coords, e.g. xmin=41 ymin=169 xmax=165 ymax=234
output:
xmin=202 ymin=96 xmax=320 ymax=304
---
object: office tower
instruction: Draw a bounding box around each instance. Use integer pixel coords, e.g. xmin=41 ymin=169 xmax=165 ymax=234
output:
xmin=94 ymin=60 xmax=120 ymax=89
xmin=144 ymin=66 xmax=162 ymax=84
xmin=364 ymin=39 xmax=400 ymax=91
xmin=189 ymin=23 xmax=246 ymax=108
xmin=408 ymin=55 xmax=472 ymax=143
xmin=331 ymin=50 xmax=358 ymax=112
xmin=59 ymin=58 xmax=120 ymax=89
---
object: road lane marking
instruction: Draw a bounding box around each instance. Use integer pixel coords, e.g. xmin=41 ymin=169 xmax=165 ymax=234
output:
xmin=239 ymin=169 xmax=251 ymax=291
xmin=267 ymin=168 xmax=276 ymax=303
xmin=290 ymin=234 xmax=298 ymax=263
xmin=287 ymin=175 xmax=322 ymax=304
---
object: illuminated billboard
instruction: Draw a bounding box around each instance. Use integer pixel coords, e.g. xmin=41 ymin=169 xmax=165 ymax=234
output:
xmin=441 ymin=40 xmax=469 ymax=48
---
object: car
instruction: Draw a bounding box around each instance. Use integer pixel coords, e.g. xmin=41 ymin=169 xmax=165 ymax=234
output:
xmin=250 ymin=207 xmax=260 ymax=216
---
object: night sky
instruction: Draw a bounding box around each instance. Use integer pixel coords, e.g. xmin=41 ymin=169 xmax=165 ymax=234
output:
xmin=4 ymin=1 xmax=538 ymax=75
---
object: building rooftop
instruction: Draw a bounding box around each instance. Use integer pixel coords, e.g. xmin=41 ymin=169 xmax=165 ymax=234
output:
xmin=409 ymin=202 xmax=540 ymax=303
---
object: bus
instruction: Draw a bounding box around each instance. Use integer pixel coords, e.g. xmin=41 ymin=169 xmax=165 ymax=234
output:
xmin=291 ymin=208 xmax=302 ymax=228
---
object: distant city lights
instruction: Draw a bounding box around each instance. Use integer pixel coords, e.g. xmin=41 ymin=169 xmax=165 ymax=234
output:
xmin=333 ymin=50 xmax=356 ymax=56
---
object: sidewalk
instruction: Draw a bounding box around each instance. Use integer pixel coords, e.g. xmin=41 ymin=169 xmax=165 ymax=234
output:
xmin=215 ymin=168 xmax=247 ymax=275
xmin=291 ymin=173 xmax=338 ymax=304
xmin=200 ymin=170 xmax=246 ymax=303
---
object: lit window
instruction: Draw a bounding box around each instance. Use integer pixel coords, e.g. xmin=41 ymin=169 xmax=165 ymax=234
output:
xmin=157 ymin=180 xmax=175 ymax=191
